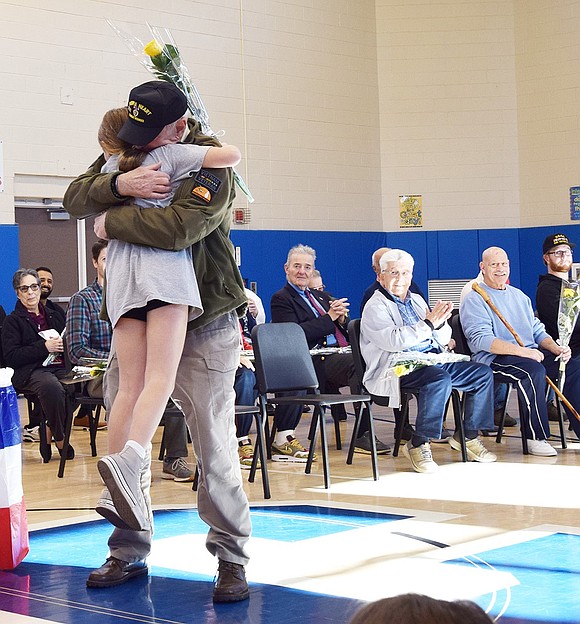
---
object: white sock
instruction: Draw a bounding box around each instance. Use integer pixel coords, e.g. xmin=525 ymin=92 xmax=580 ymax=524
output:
xmin=275 ymin=430 xmax=293 ymax=446
xmin=124 ymin=440 xmax=145 ymax=459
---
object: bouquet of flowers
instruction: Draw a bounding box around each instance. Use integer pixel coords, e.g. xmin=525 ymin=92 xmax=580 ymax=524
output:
xmin=391 ymin=359 xmax=427 ymax=378
xmin=382 ymin=351 xmax=470 ymax=382
xmin=557 ymin=281 xmax=580 ymax=385
xmin=71 ymin=360 xmax=107 ymax=381
xmin=107 ymin=20 xmax=254 ymax=203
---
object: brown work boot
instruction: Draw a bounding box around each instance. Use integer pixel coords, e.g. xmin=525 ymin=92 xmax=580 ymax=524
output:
xmin=86 ymin=557 xmax=148 ymax=588
xmin=212 ymin=560 xmax=249 ymax=603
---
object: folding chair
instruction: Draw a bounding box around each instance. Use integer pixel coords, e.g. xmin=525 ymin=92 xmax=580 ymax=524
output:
xmin=22 ymin=393 xmax=51 ymax=462
xmin=450 ymin=313 xmax=566 ymax=454
xmin=349 ymin=318 xmax=468 ymax=462
xmin=192 ymin=403 xmax=271 ymax=499
xmin=58 ymin=338 xmax=105 ymax=477
xmin=251 ymin=322 xmax=378 ymax=489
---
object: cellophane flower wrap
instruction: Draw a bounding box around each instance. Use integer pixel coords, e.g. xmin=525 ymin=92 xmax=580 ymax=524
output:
xmin=71 ymin=358 xmax=107 ymax=381
xmin=107 ymin=20 xmax=254 ymax=203
xmin=381 ymin=351 xmax=470 ymax=382
xmin=557 ymin=281 xmax=580 ymax=372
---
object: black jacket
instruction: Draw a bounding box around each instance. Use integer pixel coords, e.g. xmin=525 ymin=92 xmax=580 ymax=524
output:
xmin=536 ymin=272 xmax=580 ymax=357
xmin=2 ymin=301 xmax=65 ymax=389
xmin=45 ymin=299 xmax=66 ymax=327
xmin=270 ymin=283 xmax=349 ymax=349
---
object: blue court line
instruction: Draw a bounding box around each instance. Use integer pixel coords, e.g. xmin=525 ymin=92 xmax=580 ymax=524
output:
xmin=447 ymin=532 xmax=580 ymax=624
xmin=0 ymin=505 xmax=400 ymax=623
xmin=0 ymin=562 xmax=365 ymax=624
xmin=2 ymin=505 xmax=578 ymax=623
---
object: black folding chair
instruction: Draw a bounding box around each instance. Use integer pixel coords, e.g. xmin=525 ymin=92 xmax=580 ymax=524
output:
xmin=58 ymin=338 xmax=105 ymax=477
xmin=22 ymin=393 xmax=51 ymax=462
xmin=450 ymin=313 xmax=565 ymax=454
xmin=250 ymin=322 xmax=378 ymax=489
xmin=349 ymin=318 xmax=468 ymax=462
xmin=191 ymin=404 xmax=271 ymax=499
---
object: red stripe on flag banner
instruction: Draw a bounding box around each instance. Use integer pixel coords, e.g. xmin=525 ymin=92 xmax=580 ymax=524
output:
xmin=0 ymin=498 xmax=29 ymax=569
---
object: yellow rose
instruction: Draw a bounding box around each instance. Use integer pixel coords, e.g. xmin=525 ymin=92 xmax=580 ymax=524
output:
xmin=393 ymin=365 xmax=407 ymax=377
xmin=563 ymin=288 xmax=576 ymax=298
xmin=144 ymin=39 xmax=163 ymax=57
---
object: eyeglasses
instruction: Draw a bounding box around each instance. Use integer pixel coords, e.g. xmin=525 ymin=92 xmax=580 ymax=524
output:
xmin=382 ymin=269 xmax=412 ymax=277
xmin=547 ymin=250 xmax=572 ymax=258
xmin=17 ymin=283 xmax=40 ymax=294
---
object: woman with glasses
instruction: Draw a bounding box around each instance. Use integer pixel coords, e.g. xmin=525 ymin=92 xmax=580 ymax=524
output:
xmin=2 ymin=268 xmax=71 ymax=462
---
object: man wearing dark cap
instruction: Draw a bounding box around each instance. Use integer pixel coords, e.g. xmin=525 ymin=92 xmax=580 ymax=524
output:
xmin=536 ymin=233 xmax=580 ymax=424
xmin=537 ymin=233 xmax=579 ymax=356
xmin=63 ymin=81 xmax=250 ymax=603
xmin=119 ymin=80 xmax=191 ymax=147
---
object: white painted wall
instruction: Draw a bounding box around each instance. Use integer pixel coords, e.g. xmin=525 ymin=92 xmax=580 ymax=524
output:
xmin=375 ymin=0 xmax=520 ymax=232
xmin=0 ymin=0 xmax=382 ymax=231
xmin=0 ymin=1 xmax=578 ymax=233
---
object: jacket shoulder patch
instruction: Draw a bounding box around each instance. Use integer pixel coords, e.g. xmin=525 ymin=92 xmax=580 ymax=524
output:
xmin=195 ymin=169 xmax=222 ymax=193
xmin=192 ymin=186 xmax=212 ymax=203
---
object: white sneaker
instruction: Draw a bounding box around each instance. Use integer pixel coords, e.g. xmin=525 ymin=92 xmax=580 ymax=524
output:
xmin=95 ymin=488 xmax=132 ymax=531
xmin=449 ymin=436 xmax=497 ymax=463
xmin=97 ymin=446 xmax=149 ymax=531
xmin=271 ymin=436 xmax=316 ymax=462
xmin=22 ymin=426 xmax=40 ymax=443
xmin=527 ymin=439 xmax=557 ymax=457
xmin=402 ymin=442 xmax=438 ymax=473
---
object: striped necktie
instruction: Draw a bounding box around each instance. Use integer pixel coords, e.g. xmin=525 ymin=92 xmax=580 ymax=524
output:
xmin=305 ymin=289 xmax=349 ymax=347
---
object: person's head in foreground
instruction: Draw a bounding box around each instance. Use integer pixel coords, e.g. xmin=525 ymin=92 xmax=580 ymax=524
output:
xmin=349 ymin=593 xmax=492 ymax=624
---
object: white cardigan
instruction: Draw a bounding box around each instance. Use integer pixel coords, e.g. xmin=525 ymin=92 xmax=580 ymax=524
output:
xmin=360 ymin=289 xmax=451 ymax=406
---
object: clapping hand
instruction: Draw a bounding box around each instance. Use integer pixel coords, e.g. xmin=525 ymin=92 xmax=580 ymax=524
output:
xmin=328 ymin=298 xmax=349 ymax=323
xmin=425 ymin=300 xmax=453 ymax=328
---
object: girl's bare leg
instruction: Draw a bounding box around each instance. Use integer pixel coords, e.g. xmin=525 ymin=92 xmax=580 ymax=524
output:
xmin=106 ymin=318 xmax=147 ymax=454
xmin=127 ymin=304 xmax=188 ymax=448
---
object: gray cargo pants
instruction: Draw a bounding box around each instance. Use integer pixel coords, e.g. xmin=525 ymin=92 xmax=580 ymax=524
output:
xmin=103 ymin=311 xmax=251 ymax=566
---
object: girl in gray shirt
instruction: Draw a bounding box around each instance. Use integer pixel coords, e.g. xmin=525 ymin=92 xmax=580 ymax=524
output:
xmin=95 ymin=107 xmax=240 ymax=529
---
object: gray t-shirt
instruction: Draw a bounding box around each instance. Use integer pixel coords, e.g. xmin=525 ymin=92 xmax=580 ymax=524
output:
xmin=102 ymin=143 xmax=210 ymax=326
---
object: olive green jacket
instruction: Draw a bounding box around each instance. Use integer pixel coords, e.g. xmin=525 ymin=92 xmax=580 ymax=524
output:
xmin=63 ymin=119 xmax=247 ymax=330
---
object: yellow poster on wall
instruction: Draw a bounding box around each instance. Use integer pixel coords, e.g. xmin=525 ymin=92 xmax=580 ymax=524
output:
xmin=399 ymin=195 xmax=422 ymax=228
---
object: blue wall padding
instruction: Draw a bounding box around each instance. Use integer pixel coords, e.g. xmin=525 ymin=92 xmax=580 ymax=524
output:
xmin=232 ymin=225 xmax=579 ymax=320
xmin=1 ymin=223 xmax=577 ymax=320
xmin=0 ymin=225 xmax=19 ymax=313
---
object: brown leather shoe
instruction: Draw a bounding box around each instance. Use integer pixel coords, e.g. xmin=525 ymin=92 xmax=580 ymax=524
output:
xmin=73 ymin=415 xmax=107 ymax=430
xmin=212 ymin=560 xmax=249 ymax=603
xmin=494 ymin=409 xmax=517 ymax=427
xmin=547 ymin=401 xmax=566 ymax=422
xmin=86 ymin=557 xmax=148 ymax=588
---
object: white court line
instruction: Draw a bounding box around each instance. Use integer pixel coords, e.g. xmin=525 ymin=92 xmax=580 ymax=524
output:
xmin=312 ymin=461 xmax=580 ymax=509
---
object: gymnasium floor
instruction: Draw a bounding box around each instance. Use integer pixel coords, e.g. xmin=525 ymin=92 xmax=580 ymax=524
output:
xmin=1 ymin=397 xmax=580 ymax=624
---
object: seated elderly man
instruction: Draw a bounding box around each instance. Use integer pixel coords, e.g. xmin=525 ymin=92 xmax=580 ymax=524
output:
xmin=461 ymin=246 xmax=575 ymax=457
xmin=360 ymin=249 xmax=496 ymax=473
xmin=271 ymin=243 xmax=389 ymax=458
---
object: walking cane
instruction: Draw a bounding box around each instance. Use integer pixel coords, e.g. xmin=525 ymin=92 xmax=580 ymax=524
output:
xmin=472 ymin=282 xmax=580 ymax=423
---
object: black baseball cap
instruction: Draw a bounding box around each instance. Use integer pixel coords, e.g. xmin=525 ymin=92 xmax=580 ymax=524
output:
xmin=542 ymin=233 xmax=576 ymax=254
xmin=117 ymin=80 xmax=188 ymax=147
